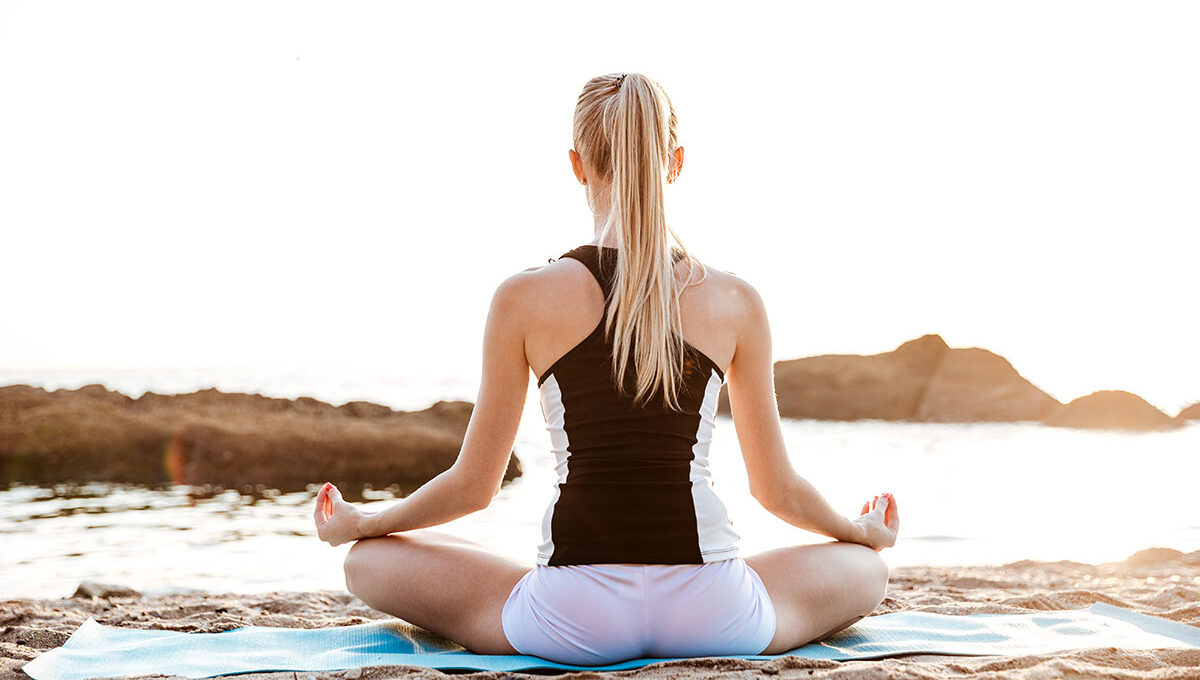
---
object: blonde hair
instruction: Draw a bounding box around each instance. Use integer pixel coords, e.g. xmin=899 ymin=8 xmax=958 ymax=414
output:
xmin=572 ymin=72 xmax=708 ymax=411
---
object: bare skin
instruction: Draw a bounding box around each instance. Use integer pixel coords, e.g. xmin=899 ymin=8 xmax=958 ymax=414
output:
xmin=314 ymin=145 xmax=900 ymax=656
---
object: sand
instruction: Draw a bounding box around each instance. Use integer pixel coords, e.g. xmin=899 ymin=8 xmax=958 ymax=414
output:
xmin=3 ymin=547 xmax=1199 ymax=680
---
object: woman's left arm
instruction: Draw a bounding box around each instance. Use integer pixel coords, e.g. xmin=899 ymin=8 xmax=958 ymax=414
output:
xmin=319 ymin=274 xmax=531 ymax=544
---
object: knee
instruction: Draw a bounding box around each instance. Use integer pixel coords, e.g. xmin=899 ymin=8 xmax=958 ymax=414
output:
xmin=343 ymin=537 xmax=384 ymax=594
xmin=834 ymin=542 xmax=888 ymax=614
xmin=859 ymin=546 xmax=890 ymax=611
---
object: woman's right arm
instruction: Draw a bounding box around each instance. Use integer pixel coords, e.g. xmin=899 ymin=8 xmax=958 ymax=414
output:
xmin=724 ymin=277 xmax=869 ymax=545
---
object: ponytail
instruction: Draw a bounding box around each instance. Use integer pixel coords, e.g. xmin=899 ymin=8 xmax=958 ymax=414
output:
xmin=572 ymin=72 xmax=706 ymax=411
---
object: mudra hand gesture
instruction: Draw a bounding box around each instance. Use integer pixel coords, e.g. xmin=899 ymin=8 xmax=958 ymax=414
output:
xmin=313 ymin=482 xmax=366 ymax=547
xmin=851 ymin=492 xmax=899 ymax=552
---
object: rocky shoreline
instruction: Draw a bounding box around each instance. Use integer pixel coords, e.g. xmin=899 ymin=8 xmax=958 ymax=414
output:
xmin=718 ymin=334 xmax=1195 ymax=430
xmin=2 ymin=334 xmax=1194 ymax=492
xmin=0 ymin=385 xmax=522 ymax=497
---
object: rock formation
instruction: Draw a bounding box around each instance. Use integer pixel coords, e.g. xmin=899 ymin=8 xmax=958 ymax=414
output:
xmin=1177 ymin=402 xmax=1200 ymax=421
xmin=0 ymin=384 xmax=521 ymax=494
xmin=716 ymin=334 xmax=1058 ymax=423
xmin=915 ymin=347 xmax=1059 ymax=422
xmin=1042 ymin=390 xmax=1181 ymax=431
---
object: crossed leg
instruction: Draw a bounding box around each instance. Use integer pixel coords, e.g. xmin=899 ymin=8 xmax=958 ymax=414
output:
xmin=344 ymin=531 xmax=888 ymax=657
xmin=342 ymin=529 xmax=533 ymax=654
xmin=746 ymin=540 xmax=890 ymax=654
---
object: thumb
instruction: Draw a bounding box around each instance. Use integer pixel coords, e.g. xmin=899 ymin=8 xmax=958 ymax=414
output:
xmin=875 ymin=495 xmax=889 ymax=514
xmin=313 ymin=485 xmax=328 ymax=524
xmin=884 ymin=494 xmax=898 ymax=528
xmin=328 ymin=484 xmax=344 ymax=504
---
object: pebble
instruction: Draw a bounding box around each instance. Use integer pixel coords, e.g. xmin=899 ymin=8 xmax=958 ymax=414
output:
xmin=71 ymin=582 xmax=142 ymax=599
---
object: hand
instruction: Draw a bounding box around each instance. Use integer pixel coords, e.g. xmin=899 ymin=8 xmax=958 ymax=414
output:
xmin=313 ymin=482 xmax=367 ymax=547
xmin=850 ymin=492 xmax=899 ymax=552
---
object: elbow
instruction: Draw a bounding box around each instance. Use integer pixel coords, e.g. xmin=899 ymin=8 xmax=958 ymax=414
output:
xmin=750 ymin=472 xmax=798 ymax=515
xmin=465 ymin=482 xmax=501 ymax=513
xmin=750 ymin=484 xmax=779 ymax=514
xmin=444 ymin=463 xmax=498 ymax=513
xmin=470 ymin=491 xmax=494 ymax=513
xmin=458 ymin=487 xmax=490 ymax=513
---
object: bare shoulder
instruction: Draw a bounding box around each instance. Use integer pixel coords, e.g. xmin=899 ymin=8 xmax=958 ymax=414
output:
xmin=687 ymin=261 xmax=766 ymax=325
xmin=492 ymin=257 xmax=591 ymax=314
xmin=511 ymin=256 xmax=591 ymax=291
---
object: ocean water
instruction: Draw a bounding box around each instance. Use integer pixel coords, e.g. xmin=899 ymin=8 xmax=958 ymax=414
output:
xmin=1 ymin=367 xmax=1198 ymax=600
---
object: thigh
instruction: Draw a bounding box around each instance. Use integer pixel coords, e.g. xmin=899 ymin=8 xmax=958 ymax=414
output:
xmin=745 ymin=540 xmax=889 ymax=654
xmin=342 ymin=529 xmax=533 ymax=655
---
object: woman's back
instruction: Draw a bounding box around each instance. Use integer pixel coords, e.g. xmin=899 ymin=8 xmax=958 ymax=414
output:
xmin=525 ymin=245 xmax=739 ymax=389
xmin=525 ymin=243 xmax=742 ymax=566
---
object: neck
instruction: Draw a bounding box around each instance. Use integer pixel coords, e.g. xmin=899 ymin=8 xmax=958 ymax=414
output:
xmin=592 ymin=209 xmax=621 ymax=248
xmin=592 ymin=205 xmax=628 ymax=250
xmin=588 ymin=182 xmax=620 ymax=248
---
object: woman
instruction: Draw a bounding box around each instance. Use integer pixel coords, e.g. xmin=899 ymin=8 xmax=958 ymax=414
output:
xmin=313 ymin=72 xmax=899 ymax=666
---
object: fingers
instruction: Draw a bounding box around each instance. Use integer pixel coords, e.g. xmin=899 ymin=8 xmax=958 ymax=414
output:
xmin=863 ymin=493 xmax=883 ymax=516
xmin=314 ymin=482 xmax=341 ymax=526
xmin=885 ymin=493 xmax=898 ymax=529
xmin=870 ymin=493 xmax=894 ymax=514
xmin=313 ymin=484 xmax=328 ymax=524
xmin=324 ymin=483 xmax=339 ymax=520
xmin=857 ymin=492 xmax=898 ymax=550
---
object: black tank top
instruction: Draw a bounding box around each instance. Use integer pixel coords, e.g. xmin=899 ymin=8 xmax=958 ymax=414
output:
xmin=534 ymin=244 xmax=741 ymax=566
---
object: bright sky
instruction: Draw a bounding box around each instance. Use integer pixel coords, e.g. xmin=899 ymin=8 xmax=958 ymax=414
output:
xmin=1 ymin=1 xmax=1197 ymax=413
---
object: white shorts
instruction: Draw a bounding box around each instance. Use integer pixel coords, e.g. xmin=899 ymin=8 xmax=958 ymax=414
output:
xmin=500 ymin=557 xmax=777 ymax=666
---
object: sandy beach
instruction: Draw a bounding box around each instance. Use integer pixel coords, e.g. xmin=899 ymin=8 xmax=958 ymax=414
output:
xmin=4 ymin=546 xmax=1198 ymax=680
xmin=4 ymin=1 xmax=1199 ymax=678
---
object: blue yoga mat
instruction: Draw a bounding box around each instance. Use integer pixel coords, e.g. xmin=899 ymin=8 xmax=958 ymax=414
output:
xmin=24 ymin=602 xmax=1200 ymax=680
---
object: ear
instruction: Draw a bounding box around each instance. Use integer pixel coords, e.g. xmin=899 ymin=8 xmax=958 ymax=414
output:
xmin=668 ymin=146 xmax=684 ymax=183
xmin=568 ymin=149 xmax=587 ymax=185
